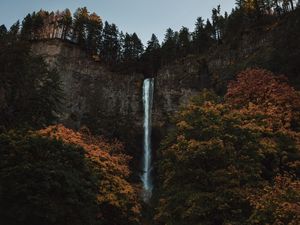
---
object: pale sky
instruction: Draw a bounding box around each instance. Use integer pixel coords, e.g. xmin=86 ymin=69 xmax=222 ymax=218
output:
xmin=0 ymin=0 xmax=236 ymax=44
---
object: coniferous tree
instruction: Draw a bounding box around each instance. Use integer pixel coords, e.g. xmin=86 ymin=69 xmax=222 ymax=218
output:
xmin=86 ymin=12 xmax=102 ymax=55
xmin=100 ymin=22 xmax=120 ymax=65
xmin=161 ymin=28 xmax=177 ymax=64
xmin=21 ymin=14 xmax=33 ymax=40
xmin=122 ymin=32 xmax=134 ymax=64
xmin=131 ymin=32 xmax=144 ymax=59
xmin=192 ymin=17 xmax=213 ymax=54
xmin=8 ymin=21 xmax=20 ymax=41
xmin=178 ymin=27 xmax=191 ymax=57
xmin=141 ymin=34 xmax=161 ymax=74
xmin=0 ymin=25 xmax=7 ymax=41
xmin=32 ymin=11 xmax=44 ymax=39
xmin=61 ymin=9 xmax=72 ymax=40
xmin=73 ymin=7 xmax=89 ymax=46
xmin=122 ymin=32 xmax=143 ymax=70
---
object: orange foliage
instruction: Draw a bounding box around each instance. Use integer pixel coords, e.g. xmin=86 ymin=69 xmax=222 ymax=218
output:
xmin=226 ymin=68 xmax=300 ymax=130
xmin=37 ymin=124 xmax=141 ymax=223
xmin=248 ymin=175 xmax=300 ymax=225
xmin=38 ymin=124 xmax=130 ymax=177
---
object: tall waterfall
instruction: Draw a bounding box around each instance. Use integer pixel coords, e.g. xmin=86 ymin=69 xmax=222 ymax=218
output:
xmin=142 ymin=78 xmax=154 ymax=202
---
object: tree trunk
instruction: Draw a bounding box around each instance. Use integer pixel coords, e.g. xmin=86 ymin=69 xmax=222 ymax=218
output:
xmin=290 ymin=0 xmax=294 ymax=10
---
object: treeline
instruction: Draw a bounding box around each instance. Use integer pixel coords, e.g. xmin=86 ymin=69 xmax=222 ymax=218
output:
xmin=0 ymin=8 xmax=145 ymax=73
xmin=1 ymin=1 xmax=299 ymax=74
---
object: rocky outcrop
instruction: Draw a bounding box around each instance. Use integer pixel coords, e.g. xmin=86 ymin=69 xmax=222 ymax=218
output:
xmin=152 ymin=56 xmax=211 ymax=144
xmin=31 ymin=40 xmax=144 ymax=133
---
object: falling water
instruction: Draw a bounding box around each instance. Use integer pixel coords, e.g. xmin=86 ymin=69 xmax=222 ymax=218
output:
xmin=142 ymin=78 xmax=154 ymax=202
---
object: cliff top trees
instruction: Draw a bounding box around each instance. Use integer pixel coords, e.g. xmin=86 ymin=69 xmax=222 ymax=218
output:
xmin=72 ymin=7 xmax=89 ymax=46
xmin=122 ymin=32 xmax=143 ymax=70
xmin=141 ymin=34 xmax=161 ymax=74
xmin=86 ymin=12 xmax=102 ymax=55
xmin=191 ymin=17 xmax=214 ymax=54
xmin=60 ymin=8 xmax=72 ymax=40
xmin=161 ymin=28 xmax=178 ymax=64
xmin=0 ymin=25 xmax=7 ymax=41
xmin=101 ymin=21 xmax=121 ymax=65
xmin=178 ymin=27 xmax=191 ymax=57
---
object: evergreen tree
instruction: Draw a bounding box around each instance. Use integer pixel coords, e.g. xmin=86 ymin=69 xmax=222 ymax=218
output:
xmin=86 ymin=12 xmax=102 ymax=54
xmin=0 ymin=41 xmax=62 ymax=129
xmin=131 ymin=32 xmax=144 ymax=59
xmin=141 ymin=34 xmax=161 ymax=74
xmin=100 ymin=22 xmax=120 ymax=65
xmin=32 ymin=11 xmax=44 ymax=39
xmin=8 ymin=21 xmax=20 ymax=40
xmin=161 ymin=28 xmax=177 ymax=64
xmin=61 ymin=8 xmax=72 ymax=40
xmin=192 ymin=17 xmax=212 ymax=54
xmin=21 ymin=14 xmax=33 ymax=40
xmin=0 ymin=25 xmax=7 ymax=41
xmin=73 ymin=7 xmax=89 ymax=46
xmin=121 ymin=32 xmax=143 ymax=70
xmin=178 ymin=27 xmax=191 ymax=56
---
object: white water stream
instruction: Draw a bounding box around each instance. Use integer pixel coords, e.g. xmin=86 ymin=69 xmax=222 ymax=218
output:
xmin=141 ymin=78 xmax=154 ymax=202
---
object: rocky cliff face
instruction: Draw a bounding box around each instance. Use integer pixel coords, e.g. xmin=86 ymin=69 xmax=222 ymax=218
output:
xmin=32 ymin=40 xmax=144 ymax=132
xmin=31 ymin=40 xmax=212 ymax=175
xmin=32 ymin=40 xmax=211 ymax=134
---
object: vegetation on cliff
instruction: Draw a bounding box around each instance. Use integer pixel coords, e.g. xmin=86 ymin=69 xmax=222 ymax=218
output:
xmin=0 ymin=39 xmax=62 ymax=129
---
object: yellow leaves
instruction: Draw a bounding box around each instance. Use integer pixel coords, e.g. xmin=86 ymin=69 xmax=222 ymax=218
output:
xmin=259 ymin=138 xmax=278 ymax=154
xmin=37 ymin=125 xmax=141 ymax=221
xmin=248 ymin=175 xmax=300 ymax=224
xmin=187 ymin=139 xmax=201 ymax=149
xmin=177 ymin=120 xmax=193 ymax=130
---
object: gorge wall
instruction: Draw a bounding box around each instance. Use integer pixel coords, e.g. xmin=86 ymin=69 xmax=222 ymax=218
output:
xmin=31 ymin=39 xmax=211 ymax=175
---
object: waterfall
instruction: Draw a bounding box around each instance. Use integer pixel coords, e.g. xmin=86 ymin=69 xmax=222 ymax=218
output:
xmin=142 ymin=78 xmax=154 ymax=202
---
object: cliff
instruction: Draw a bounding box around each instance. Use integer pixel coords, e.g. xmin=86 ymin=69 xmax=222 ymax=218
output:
xmin=31 ymin=39 xmax=210 ymax=176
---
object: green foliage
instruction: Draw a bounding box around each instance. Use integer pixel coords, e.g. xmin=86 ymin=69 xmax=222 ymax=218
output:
xmin=100 ymin=22 xmax=121 ymax=66
xmin=0 ymin=40 xmax=63 ymax=129
xmin=0 ymin=131 xmax=99 ymax=225
xmin=0 ymin=125 xmax=142 ymax=225
xmin=140 ymin=34 xmax=161 ymax=75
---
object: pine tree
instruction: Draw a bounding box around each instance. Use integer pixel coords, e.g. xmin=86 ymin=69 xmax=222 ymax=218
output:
xmin=161 ymin=28 xmax=177 ymax=64
xmin=32 ymin=11 xmax=44 ymax=39
xmin=178 ymin=27 xmax=191 ymax=56
xmin=73 ymin=7 xmax=89 ymax=46
xmin=61 ymin=9 xmax=72 ymax=40
xmin=192 ymin=17 xmax=212 ymax=54
xmin=21 ymin=14 xmax=33 ymax=40
xmin=8 ymin=21 xmax=20 ymax=41
xmin=100 ymin=22 xmax=120 ymax=65
xmin=142 ymin=34 xmax=161 ymax=74
xmin=131 ymin=32 xmax=144 ymax=59
xmin=0 ymin=25 xmax=7 ymax=41
xmin=86 ymin=12 xmax=102 ymax=54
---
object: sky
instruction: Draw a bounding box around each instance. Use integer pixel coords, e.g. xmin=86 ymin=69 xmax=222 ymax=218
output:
xmin=0 ymin=0 xmax=236 ymax=44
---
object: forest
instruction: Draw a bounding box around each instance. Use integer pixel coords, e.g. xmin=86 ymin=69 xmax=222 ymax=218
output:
xmin=0 ymin=0 xmax=300 ymax=225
